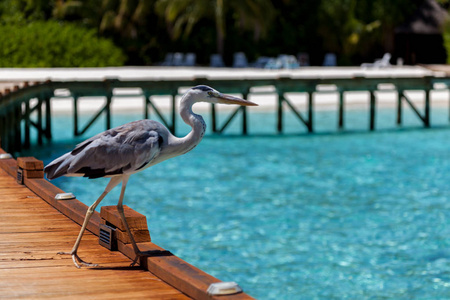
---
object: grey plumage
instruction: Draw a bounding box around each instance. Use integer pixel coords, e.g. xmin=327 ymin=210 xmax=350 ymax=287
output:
xmin=44 ymin=85 xmax=257 ymax=268
xmin=45 ymin=120 xmax=165 ymax=179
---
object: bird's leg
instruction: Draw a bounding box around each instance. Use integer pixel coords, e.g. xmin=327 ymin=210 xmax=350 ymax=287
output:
xmin=115 ymin=175 xmax=144 ymax=266
xmin=58 ymin=176 xmax=122 ymax=268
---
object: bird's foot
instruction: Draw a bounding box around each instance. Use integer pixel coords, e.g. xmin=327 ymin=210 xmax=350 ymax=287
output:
xmin=130 ymin=251 xmax=145 ymax=267
xmin=129 ymin=250 xmax=156 ymax=267
xmin=57 ymin=251 xmax=98 ymax=268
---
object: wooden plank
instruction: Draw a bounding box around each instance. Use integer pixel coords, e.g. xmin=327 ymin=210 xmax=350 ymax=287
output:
xmin=0 ymin=148 xmax=16 ymax=177
xmin=115 ymin=228 xmax=151 ymax=244
xmin=0 ymin=267 xmax=188 ymax=299
xmin=100 ymin=205 xmax=148 ymax=231
xmin=23 ymin=177 xmax=101 ymax=235
xmin=23 ymin=169 xmax=44 ymax=178
xmin=0 ymin=161 xmax=191 ymax=299
xmin=118 ymin=241 xmax=254 ymax=300
xmin=17 ymin=157 xmax=44 ymax=170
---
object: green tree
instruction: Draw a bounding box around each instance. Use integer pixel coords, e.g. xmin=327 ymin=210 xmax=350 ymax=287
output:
xmin=1 ymin=0 xmax=438 ymax=66
xmin=0 ymin=0 xmax=53 ymax=23
xmin=155 ymin=0 xmax=275 ymax=56
xmin=52 ymin=0 xmax=100 ymax=26
xmin=52 ymin=0 xmax=161 ymax=65
xmin=96 ymin=0 xmax=154 ymax=39
xmin=0 ymin=21 xmax=126 ymax=67
xmin=317 ymin=0 xmax=423 ymax=64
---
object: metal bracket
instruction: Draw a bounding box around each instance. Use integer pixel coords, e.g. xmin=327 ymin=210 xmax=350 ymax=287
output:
xmin=207 ymin=282 xmax=243 ymax=296
xmin=0 ymin=153 xmax=12 ymax=159
xmin=99 ymin=224 xmax=117 ymax=251
xmin=16 ymin=168 xmax=23 ymax=185
xmin=55 ymin=193 xmax=76 ymax=200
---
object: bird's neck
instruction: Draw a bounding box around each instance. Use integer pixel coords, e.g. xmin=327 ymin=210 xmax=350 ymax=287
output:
xmin=176 ymin=97 xmax=206 ymax=154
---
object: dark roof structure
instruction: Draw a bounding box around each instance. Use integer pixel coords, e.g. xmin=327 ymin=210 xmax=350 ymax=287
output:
xmin=395 ymin=0 xmax=448 ymax=35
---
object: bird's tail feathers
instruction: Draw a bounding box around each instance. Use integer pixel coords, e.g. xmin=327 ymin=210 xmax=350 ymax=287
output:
xmin=44 ymin=153 xmax=72 ymax=180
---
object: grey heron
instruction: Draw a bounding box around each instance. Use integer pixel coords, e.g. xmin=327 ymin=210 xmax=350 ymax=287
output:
xmin=44 ymin=85 xmax=257 ymax=268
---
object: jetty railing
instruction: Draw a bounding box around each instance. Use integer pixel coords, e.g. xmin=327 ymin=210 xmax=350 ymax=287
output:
xmin=1 ymin=73 xmax=449 ymax=155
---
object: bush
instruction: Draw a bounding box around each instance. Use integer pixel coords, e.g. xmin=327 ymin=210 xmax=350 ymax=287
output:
xmin=0 ymin=21 xmax=126 ymax=67
xmin=444 ymin=21 xmax=450 ymax=64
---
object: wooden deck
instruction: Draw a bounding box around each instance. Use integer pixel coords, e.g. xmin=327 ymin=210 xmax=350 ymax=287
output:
xmin=0 ymin=149 xmax=254 ymax=299
xmin=0 ymin=165 xmax=191 ymax=299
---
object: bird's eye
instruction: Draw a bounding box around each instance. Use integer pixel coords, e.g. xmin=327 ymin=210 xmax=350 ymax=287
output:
xmin=207 ymin=91 xmax=214 ymax=97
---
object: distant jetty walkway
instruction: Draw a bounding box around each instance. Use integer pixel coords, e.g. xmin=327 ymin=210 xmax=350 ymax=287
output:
xmin=1 ymin=65 xmax=450 ymax=154
xmin=0 ymin=147 xmax=254 ymax=299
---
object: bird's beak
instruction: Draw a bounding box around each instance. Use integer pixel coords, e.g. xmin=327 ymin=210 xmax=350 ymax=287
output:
xmin=217 ymin=93 xmax=258 ymax=106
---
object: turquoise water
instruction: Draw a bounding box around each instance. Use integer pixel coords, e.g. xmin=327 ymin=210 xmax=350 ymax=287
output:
xmin=30 ymin=106 xmax=450 ymax=299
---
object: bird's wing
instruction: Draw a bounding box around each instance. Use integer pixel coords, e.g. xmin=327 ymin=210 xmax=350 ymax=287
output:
xmin=46 ymin=120 xmax=165 ymax=179
xmin=69 ymin=121 xmax=163 ymax=178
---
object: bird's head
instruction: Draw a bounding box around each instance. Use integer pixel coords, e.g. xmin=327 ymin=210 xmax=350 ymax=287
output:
xmin=188 ymin=85 xmax=258 ymax=106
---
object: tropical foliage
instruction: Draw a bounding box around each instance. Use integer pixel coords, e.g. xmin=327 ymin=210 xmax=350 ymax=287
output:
xmin=0 ymin=21 xmax=126 ymax=67
xmin=0 ymin=0 xmax=449 ymax=66
xmin=155 ymin=0 xmax=275 ymax=55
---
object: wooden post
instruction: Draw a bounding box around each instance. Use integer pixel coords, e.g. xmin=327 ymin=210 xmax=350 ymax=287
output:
xmin=3 ymin=89 xmax=11 ymax=153
xmin=100 ymin=206 xmax=151 ymax=245
xmin=171 ymin=93 xmax=177 ymax=135
xmin=242 ymin=106 xmax=248 ymax=135
xmin=44 ymin=94 xmax=52 ymax=141
xmin=242 ymin=92 xmax=249 ymax=135
xmin=0 ymin=117 xmax=3 ymax=147
xmin=144 ymin=94 xmax=150 ymax=119
xmin=211 ymin=103 xmax=217 ymax=133
xmin=73 ymin=94 xmax=79 ymax=136
xmin=9 ymin=108 xmax=14 ymax=153
xmin=338 ymin=90 xmax=344 ymax=130
xmin=307 ymin=91 xmax=313 ymax=133
xmin=397 ymin=90 xmax=403 ymax=126
xmin=424 ymin=89 xmax=430 ymax=127
xmin=105 ymin=91 xmax=112 ymax=130
xmin=3 ymin=111 xmax=10 ymax=153
xmin=9 ymin=106 xmax=15 ymax=154
xmin=14 ymin=105 xmax=22 ymax=153
xmin=37 ymin=98 xmax=43 ymax=145
xmin=24 ymin=100 xmax=31 ymax=149
xmin=16 ymin=157 xmax=44 ymax=184
xmin=277 ymin=92 xmax=283 ymax=133
xmin=0 ymin=116 xmax=5 ymax=151
xmin=369 ymin=91 xmax=376 ymax=131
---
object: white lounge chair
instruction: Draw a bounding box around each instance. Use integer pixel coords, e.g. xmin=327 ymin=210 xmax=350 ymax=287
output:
xmin=323 ymin=53 xmax=337 ymax=66
xmin=361 ymin=53 xmax=391 ymax=68
xmin=184 ymin=53 xmax=196 ymax=66
xmin=232 ymin=52 xmax=248 ymax=68
xmin=210 ymin=54 xmax=225 ymax=67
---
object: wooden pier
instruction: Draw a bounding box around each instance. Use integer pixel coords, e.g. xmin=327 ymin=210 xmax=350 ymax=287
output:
xmin=0 ymin=146 xmax=254 ymax=299
xmin=1 ymin=66 xmax=450 ymax=155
